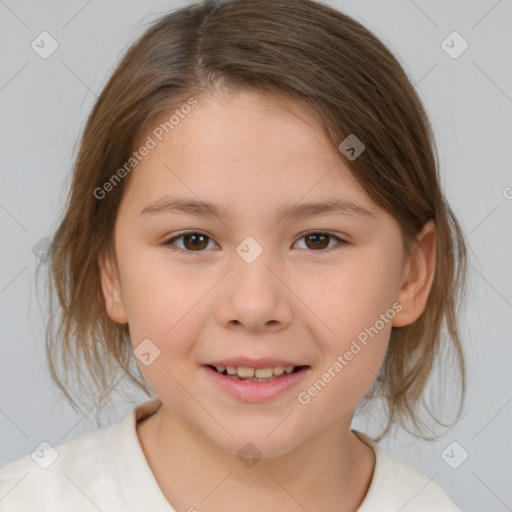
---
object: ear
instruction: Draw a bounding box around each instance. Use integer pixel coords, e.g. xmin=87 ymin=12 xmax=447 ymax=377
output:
xmin=98 ymin=249 xmax=128 ymax=324
xmin=392 ymin=220 xmax=436 ymax=327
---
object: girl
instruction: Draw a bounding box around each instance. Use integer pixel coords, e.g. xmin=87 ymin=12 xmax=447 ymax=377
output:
xmin=0 ymin=0 xmax=468 ymax=510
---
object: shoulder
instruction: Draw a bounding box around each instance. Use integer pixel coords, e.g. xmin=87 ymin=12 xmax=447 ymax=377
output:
xmin=353 ymin=431 xmax=463 ymax=512
xmin=0 ymin=418 xmax=121 ymax=511
xmin=0 ymin=398 xmax=165 ymax=511
xmin=0 ymin=398 xmax=169 ymax=512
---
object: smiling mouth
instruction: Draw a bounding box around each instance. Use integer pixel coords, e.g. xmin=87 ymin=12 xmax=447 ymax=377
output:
xmin=206 ymin=364 xmax=309 ymax=383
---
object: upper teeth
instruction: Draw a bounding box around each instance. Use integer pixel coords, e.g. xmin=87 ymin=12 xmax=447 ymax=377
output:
xmin=215 ymin=365 xmax=295 ymax=378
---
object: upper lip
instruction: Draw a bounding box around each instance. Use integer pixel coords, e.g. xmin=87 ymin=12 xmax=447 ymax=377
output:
xmin=206 ymin=357 xmax=308 ymax=369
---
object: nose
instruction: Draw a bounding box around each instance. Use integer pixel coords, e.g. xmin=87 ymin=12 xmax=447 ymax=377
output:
xmin=214 ymin=249 xmax=294 ymax=333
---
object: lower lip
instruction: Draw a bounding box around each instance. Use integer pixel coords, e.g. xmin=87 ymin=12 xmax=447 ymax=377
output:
xmin=202 ymin=365 xmax=311 ymax=403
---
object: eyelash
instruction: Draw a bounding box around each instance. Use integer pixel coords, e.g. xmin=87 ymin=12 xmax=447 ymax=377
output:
xmin=162 ymin=230 xmax=348 ymax=255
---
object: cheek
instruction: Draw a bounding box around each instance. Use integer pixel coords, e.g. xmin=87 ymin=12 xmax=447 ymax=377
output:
xmin=291 ymin=252 xmax=399 ymax=403
xmin=119 ymin=243 xmax=196 ymax=326
xmin=123 ymin=272 xmax=209 ymax=406
xmin=293 ymin=249 xmax=401 ymax=342
xmin=117 ymin=247 xmax=211 ymax=370
xmin=296 ymin=268 xmax=394 ymax=415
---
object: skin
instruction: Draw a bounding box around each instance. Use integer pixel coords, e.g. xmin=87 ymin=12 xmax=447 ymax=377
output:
xmin=99 ymin=89 xmax=436 ymax=512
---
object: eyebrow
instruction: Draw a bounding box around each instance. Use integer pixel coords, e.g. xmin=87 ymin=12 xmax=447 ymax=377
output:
xmin=139 ymin=196 xmax=374 ymax=222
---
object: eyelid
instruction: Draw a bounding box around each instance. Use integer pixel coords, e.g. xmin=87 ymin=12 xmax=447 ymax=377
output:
xmin=163 ymin=230 xmax=348 ymax=254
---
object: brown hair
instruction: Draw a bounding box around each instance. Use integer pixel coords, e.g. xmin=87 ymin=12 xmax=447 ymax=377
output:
xmin=40 ymin=0 xmax=468 ymax=440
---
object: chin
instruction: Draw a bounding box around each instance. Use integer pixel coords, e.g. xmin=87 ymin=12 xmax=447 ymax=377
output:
xmin=207 ymin=422 xmax=303 ymax=460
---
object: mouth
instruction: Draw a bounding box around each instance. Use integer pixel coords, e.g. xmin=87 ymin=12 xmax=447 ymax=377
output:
xmin=206 ymin=364 xmax=309 ymax=383
xmin=202 ymin=363 xmax=311 ymax=402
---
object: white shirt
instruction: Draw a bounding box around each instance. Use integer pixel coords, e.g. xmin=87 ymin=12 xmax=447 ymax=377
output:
xmin=0 ymin=398 xmax=462 ymax=511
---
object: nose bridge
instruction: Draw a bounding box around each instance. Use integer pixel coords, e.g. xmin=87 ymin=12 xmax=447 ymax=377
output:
xmin=235 ymin=234 xmax=268 ymax=267
xmin=214 ymin=234 xmax=293 ymax=331
xmin=231 ymin=234 xmax=279 ymax=294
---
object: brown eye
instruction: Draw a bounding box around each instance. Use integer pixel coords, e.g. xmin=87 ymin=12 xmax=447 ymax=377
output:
xmin=305 ymin=233 xmax=329 ymax=250
xmin=181 ymin=233 xmax=209 ymax=250
xmin=164 ymin=232 xmax=216 ymax=253
xmin=294 ymin=232 xmax=346 ymax=251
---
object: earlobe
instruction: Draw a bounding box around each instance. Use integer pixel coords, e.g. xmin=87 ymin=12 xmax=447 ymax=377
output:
xmin=392 ymin=220 xmax=437 ymax=328
xmin=98 ymin=249 xmax=128 ymax=324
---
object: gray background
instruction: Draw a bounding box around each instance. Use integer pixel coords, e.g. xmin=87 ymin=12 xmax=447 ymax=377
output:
xmin=1 ymin=1 xmax=511 ymax=510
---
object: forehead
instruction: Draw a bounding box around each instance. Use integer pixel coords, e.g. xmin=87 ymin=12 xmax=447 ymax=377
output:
xmin=121 ymin=90 xmax=375 ymax=216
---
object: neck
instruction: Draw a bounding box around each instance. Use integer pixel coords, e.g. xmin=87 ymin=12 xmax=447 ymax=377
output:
xmin=137 ymin=405 xmax=375 ymax=512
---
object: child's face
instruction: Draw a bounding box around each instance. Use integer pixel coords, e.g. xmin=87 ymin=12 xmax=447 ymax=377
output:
xmin=101 ymin=90 xmax=415 ymax=457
